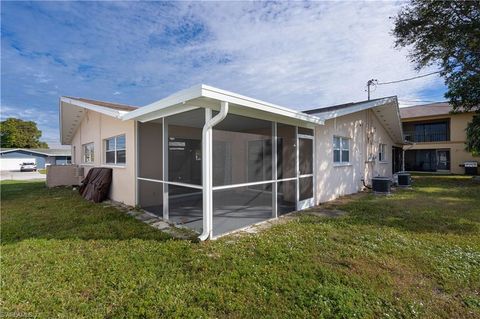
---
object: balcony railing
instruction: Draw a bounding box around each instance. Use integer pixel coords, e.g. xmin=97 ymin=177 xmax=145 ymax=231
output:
xmin=403 ymin=131 xmax=449 ymax=142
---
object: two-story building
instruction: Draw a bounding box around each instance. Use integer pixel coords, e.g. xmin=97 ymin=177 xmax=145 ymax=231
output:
xmin=400 ymin=102 xmax=477 ymax=174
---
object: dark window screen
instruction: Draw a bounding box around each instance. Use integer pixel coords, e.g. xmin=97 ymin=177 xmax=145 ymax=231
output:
xmin=277 ymin=124 xmax=296 ymax=179
xmin=299 ymin=176 xmax=313 ymax=201
xmin=278 ymin=180 xmax=296 ymax=215
xmin=138 ymin=180 xmax=163 ymax=217
xmin=213 ymin=114 xmax=272 ymax=186
xmin=138 ymin=121 xmax=163 ymax=180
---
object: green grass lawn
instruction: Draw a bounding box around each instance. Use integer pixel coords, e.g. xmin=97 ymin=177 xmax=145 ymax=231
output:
xmin=1 ymin=176 xmax=479 ymax=318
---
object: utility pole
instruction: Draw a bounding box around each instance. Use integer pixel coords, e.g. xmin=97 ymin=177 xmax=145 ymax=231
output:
xmin=366 ymin=79 xmax=377 ymax=100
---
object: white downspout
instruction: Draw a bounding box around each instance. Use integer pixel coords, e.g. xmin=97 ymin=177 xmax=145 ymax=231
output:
xmin=199 ymin=101 xmax=229 ymax=241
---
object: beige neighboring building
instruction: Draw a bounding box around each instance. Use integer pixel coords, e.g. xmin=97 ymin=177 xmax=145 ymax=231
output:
xmin=400 ymin=103 xmax=477 ymax=174
xmin=59 ymin=84 xmax=403 ymax=239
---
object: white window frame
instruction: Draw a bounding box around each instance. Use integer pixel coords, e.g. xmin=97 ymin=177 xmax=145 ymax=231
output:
xmin=379 ymin=143 xmax=387 ymax=162
xmin=104 ymin=134 xmax=126 ymax=165
xmin=82 ymin=142 xmax=94 ymax=164
xmin=333 ymin=136 xmax=350 ymax=164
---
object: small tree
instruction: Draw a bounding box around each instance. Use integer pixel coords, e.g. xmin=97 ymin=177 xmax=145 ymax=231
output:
xmin=0 ymin=118 xmax=49 ymax=149
xmin=392 ymin=0 xmax=480 ymax=153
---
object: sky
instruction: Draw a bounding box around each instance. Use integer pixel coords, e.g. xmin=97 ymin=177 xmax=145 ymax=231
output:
xmin=1 ymin=1 xmax=447 ymax=148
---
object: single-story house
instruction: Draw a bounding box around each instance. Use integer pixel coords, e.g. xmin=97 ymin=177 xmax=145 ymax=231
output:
xmin=0 ymin=148 xmax=71 ymax=171
xmin=59 ymin=84 xmax=404 ymax=239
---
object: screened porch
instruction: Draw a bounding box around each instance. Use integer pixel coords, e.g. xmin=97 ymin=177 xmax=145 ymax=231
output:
xmin=136 ymin=108 xmax=316 ymax=238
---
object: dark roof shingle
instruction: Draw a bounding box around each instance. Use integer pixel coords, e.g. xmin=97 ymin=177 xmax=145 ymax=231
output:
xmin=399 ymin=102 xmax=452 ymax=119
xmin=63 ymin=97 xmax=138 ymax=111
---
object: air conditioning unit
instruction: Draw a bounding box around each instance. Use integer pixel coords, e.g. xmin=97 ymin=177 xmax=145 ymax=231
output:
xmin=75 ymin=166 xmax=84 ymax=177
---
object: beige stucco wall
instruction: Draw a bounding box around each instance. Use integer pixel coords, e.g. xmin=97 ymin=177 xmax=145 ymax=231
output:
xmin=70 ymin=110 xmax=136 ymax=206
xmin=402 ymin=112 xmax=478 ymax=174
xmin=315 ymin=109 xmax=396 ymax=204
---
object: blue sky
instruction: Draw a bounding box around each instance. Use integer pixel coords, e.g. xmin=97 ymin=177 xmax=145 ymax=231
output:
xmin=1 ymin=1 xmax=447 ymax=148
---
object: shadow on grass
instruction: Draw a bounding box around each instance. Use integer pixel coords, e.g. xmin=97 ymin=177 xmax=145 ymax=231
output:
xmin=313 ymin=176 xmax=480 ymax=235
xmin=1 ymin=181 xmax=172 ymax=244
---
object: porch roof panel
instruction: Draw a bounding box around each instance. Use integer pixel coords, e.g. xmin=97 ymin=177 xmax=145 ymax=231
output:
xmin=121 ymin=84 xmax=324 ymax=126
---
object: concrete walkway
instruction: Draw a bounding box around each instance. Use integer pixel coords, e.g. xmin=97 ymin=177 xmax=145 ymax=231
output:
xmin=103 ymin=200 xmax=198 ymax=240
xmin=0 ymin=170 xmax=46 ymax=181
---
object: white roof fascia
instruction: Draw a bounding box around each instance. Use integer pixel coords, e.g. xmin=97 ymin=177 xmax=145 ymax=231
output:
xmin=60 ymin=97 xmax=124 ymax=119
xmin=122 ymin=84 xmax=324 ymax=125
xmin=312 ymin=97 xmax=397 ymax=121
xmin=121 ymin=84 xmax=203 ymax=121
xmin=393 ymin=98 xmax=405 ymax=145
xmin=200 ymin=85 xmax=324 ymax=125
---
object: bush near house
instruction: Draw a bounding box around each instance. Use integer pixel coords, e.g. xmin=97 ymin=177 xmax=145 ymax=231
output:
xmin=1 ymin=176 xmax=479 ymax=318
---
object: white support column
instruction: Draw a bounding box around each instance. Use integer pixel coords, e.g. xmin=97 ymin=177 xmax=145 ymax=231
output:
xmin=162 ymin=117 xmax=169 ymax=220
xmin=295 ymin=126 xmax=300 ymax=208
xmin=402 ymin=148 xmax=405 ymax=172
xmin=200 ymin=102 xmax=229 ymax=241
xmin=272 ymin=122 xmax=278 ymax=218
xmin=202 ymin=108 xmax=213 ymax=239
xmin=135 ymin=120 xmax=139 ymax=206
xmin=312 ymin=125 xmax=317 ymax=206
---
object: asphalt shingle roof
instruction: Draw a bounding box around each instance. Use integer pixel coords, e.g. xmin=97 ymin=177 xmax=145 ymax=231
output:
xmin=63 ymin=97 xmax=138 ymax=112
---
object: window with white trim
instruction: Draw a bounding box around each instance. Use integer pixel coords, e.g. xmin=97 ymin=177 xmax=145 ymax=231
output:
xmin=82 ymin=143 xmax=94 ymax=163
xmin=105 ymin=135 xmax=126 ymax=165
xmin=333 ymin=136 xmax=350 ymax=163
xmin=379 ymin=143 xmax=387 ymax=162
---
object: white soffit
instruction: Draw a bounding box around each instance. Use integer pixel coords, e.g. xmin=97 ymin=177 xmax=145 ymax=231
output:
xmin=122 ymin=84 xmax=324 ymax=126
xmin=60 ymin=97 xmax=127 ymax=145
xmin=307 ymin=97 xmax=404 ymax=144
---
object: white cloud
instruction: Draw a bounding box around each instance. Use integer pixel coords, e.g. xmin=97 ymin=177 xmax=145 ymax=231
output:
xmin=178 ymin=1 xmax=445 ymax=109
xmin=1 ymin=1 xmax=447 ymax=145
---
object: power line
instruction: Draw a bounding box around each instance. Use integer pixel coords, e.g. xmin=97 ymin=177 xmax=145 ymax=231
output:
xmin=398 ymin=99 xmax=445 ymax=103
xmin=377 ymin=71 xmax=441 ymax=85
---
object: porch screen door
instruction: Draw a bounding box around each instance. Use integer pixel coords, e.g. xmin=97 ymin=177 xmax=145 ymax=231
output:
xmin=297 ymin=135 xmax=314 ymax=210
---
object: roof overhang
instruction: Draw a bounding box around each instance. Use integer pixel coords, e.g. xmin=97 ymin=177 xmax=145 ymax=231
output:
xmin=307 ymin=97 xmax=405 ymax=145
xmin=59 ymin=97 xmax=129 ymax=145
xmin=122 ymin=84 xmax=324 ymax=128
xmin=0 ymin=148 xmax=70 ymax=157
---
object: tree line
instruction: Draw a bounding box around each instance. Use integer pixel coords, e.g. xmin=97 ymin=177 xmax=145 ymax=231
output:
xmin=0 ymin=118 xmax=49 ymax=149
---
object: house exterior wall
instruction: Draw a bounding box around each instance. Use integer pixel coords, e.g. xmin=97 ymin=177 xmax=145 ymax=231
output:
xmin=315 ymin=109 xmax=396 ymax=203
xmin=70 ymin=109 xmax=136 ymax=206
xmin=401 ymin=112 xmax=477 ymax=174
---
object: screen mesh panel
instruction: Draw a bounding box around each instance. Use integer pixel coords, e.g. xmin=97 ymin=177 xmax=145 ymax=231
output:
xmin=278 ymin=180 xmax=297 ymax=215
xmin=213 ymin=114 xmax=272 ymax=186
xmin=168 ymin=185 xmax=203 ymax=233
xmin=277 ymin=124 xmax=296 ymax=179
xmin=138 ymin=179 xmax=163 ymax=217
xmin=167 ymin=109 xmax=204 ymax=185
xmin=213 ymin=183 xmax=273 ymax=236
xmin=299 ymin=176 xmax=313 ymax=201
xmin=138 ymin=122 xmax=163 ymax=180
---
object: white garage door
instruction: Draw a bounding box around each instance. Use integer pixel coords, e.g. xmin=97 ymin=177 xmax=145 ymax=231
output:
xmin=0 ymin=158 xmax=36 ymax=171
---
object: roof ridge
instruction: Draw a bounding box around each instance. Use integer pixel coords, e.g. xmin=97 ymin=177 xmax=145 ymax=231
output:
xmin=62 ymin=96 xmax=139 ymax=111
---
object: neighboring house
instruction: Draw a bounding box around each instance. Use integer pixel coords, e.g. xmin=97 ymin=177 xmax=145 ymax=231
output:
xmin=400 ymin=103 xmax=477 ymax=174
xmin=0 ymin=148 xmax=71 ymax=171
xmin=59 ymin=84 xmax=403 ymax=239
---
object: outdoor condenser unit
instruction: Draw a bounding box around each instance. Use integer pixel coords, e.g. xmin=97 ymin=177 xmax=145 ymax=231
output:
xmin=397 ymin=172 xmax=411 ymax=187
xmin=372 ymin=177 xmax=391 ymax=194
xmin=75 ymin=166 xmax=84 ymax=178
xmin=464 ymin=161 xmax=478 ymax=175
